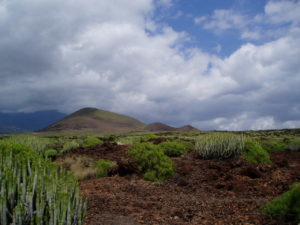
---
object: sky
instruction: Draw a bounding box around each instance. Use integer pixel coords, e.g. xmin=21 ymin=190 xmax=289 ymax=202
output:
xmin=0 ymin=0 xmax=299 ymax=130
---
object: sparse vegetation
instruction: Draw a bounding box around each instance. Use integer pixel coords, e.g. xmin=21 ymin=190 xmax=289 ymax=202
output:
xmin=139 ymin=133 xmax=158 ymax=143
xmin=45 ymin=148 xmax=58 ymax=158
xmin=1 ymin=128 xmax=300 ymax=224
xmin=242 ymin=139 xmax=272 ymax=164
xmin=0 ymin=141 xmax=86 ymax=224
xmin=62 ymin=140 xmax=80 ymax=152
xmin=83 ymin=136 xmax=103 ymax=147
xmin=285 ymin=138 xmax=300 ymax=152
xmin=259 ymin=137 xmax=286 ymax=152
xmin=158 ymin=141 xmax=189 ymax=157
xmin=94 ymin=159 xmax=116 ymax=178
xmin=261 ymin=183 xmax=300 ymax=223
xmin=128 ymin=142 xmax=174 ymax=181
xmin=56 ymin=156 xmax=96 ymax=180
xmin=195 ymin=132 xmax=245 ymax=159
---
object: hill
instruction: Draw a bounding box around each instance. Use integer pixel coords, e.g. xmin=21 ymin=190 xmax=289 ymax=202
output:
xmin=0 ymin=110 xmax=67 ymax=133
xmin=176 ymin=125 xmax=199 ymax=132
xmin=41 ymin=107 xmax=146 ymax=133
xmin=146 ymin=122 xmax=177 ymax=132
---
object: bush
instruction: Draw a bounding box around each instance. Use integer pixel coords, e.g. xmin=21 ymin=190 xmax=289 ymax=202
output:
xmin=261 ymin=183 xmax=300 ymax=223
xmin=83 ymin=136 xmax=103 ymax=147
xmin=285 ymin=138 xmax=300 ymax=152
xmin=62 ymin=140 xmax=79 ymax=152
xmin=94 ymin=159 xmax=116 ymax=178
xmin=195 ymin=132 xmax=245 ymax=159
xmin=56 ymin=156 xmax=96 ymax=180
xmin=128 ymin=142 xmax=174 ymax=181
xmin=45 ymin=148 xmax=58 ymax=157
xmin=139 ymin=134 xmax=158 ymax=143
xmin=242 ymin=139 xmax=272 ymax=164
xmin=104 ymin=134 xmax=118 ymax=142
xmin=158 ymin=141 xmax=189 ymax=157
xmin=260 ymin=138 xmax=286 ymax=152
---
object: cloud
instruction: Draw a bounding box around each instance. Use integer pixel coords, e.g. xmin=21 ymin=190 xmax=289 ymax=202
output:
xmin=265 ymin=0 xmax=300 ymax=25
xmin=195 ymin=9 xmax=248 ymax=31
xmin=195 ymin=0 xmax=300 ymax=41
xmin=0 ymin=0 xmax=299 ymax=130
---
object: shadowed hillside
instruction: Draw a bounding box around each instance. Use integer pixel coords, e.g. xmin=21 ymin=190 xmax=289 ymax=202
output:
xmin=0 ymin=110 xmax=66 ymax=133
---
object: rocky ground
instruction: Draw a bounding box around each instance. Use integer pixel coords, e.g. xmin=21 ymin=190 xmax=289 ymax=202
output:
xmin=61 ymin=142 xmax=300 ymax=225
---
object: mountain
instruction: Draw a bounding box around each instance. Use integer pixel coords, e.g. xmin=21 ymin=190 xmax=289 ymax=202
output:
xmin=0 ymin=110 xmax=67 ymax=133
xmin=146 ymin=122 xmax=200 ymax=132
xmin=41 ymin=107 xmax=146 ymax=133
xmin=146 ymin=122 xmax=177 ymax=132
xmin=176 ymin=125 xmax=199 ymax=132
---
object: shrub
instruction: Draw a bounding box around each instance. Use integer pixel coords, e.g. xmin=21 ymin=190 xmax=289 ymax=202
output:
xmin=128 ymin=142 xmax=174 ymax=181
xmin=83 ymin=136 xmax=103 ymax=147
xmin=62 ymin=140 xmax=80 ymax=152
xmin=261 ymin=183 xmax=300 ymax=223
xmin=158 ymin=141 xmax=189 ymax=157
xmin=285 ymin=138 xmax=300 ymax=152
xmin=56 ymin=156 xmax=96 ymax=180
xmin=195 ymin=132 xmax=245 ymax=159
xmin=94 ymin=159 xmax=116 ymax=178
xmin=45 ymin=148 xmax=58 ymax=157
xmin=139 ymin=134 xmax=158 ymax=143
xmin=242 ymin=139 xmax=272 ymax=164
xmin=260 ymin=138 xmax=286 ymax=152
xmin=0 ymin=141 xmax=86 ymax=224
xmin=104 ymin=134 xmax=118 ymax=142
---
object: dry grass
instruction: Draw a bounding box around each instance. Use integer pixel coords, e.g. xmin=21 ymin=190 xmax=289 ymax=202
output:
xmin=55 ymin=155 xmax=96 ymax=180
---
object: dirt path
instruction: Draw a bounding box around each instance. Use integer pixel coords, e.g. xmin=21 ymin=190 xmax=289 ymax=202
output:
xmin=66 ymin=144 xmax=300 ymax=225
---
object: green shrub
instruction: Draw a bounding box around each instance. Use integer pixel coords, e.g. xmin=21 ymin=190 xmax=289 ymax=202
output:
xmin=45 ymin=148 xmax=58 ymax=157
xmin=83 ymin=136 xmax=103 ymax=147
xmin=158 ymin=141 xmax=189 ymax=157
xmin=0 ymin=141 xmax=86 ymax=224
xmin=260 ymin=138 xmax=286 ymax=152
xmin=261 ymin=183 xmax=300 ymax=223
xmin=94 ymin=159 xmax=116 ymax=178
xmin=139 ymin=134 xmax=158 ymax=143
xmin=285 ymin=138 xmax=300 ymax=152
xmin=128 ymin=142 xmax=174 ymax=181
xmin=242 ymin=139 xmax=272 ymax=164
xmin=105 ymin=134 xmax=118 ymax=142
xmin=195 ymin=132 xmax=245 ymax=159
xmin=62 ymin=140 xmax=80 ymax=152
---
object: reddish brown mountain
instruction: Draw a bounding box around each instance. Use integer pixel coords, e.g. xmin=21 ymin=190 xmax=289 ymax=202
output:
xmin=41 ymin=107 xmax=146 ymax=134
xmin=146 ymin=122 xmax=176 ymax=132
xmin=176 ymin=125 xmax=199 ymax=132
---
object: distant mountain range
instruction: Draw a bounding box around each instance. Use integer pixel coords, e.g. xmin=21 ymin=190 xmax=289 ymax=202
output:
xmin=0 ymin=110 xmax=67 ymax=133
xmin=0 ymin=107 xmax=199 ymax=133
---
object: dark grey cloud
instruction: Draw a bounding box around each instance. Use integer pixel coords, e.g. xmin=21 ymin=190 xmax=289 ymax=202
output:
xmin=0 ymin=0 xmax=299 ymax=130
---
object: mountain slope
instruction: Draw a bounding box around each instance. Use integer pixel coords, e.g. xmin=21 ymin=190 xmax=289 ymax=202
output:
xmin=0 ymin=110 xmax=67 ymax=133
xmin=176 ymin=125 xmax=199 ymax=132
xmin=41 ymin=107 xmax=146 ymax=133
xmin=146 ymin=122 xmax=176 ymax=132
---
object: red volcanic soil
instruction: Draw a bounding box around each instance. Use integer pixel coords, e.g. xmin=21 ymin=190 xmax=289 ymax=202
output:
xmin=61 ymin=143 xmax=300 ymax=225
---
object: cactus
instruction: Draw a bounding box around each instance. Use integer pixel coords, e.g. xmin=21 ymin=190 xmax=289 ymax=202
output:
xmin=195 ymin=132 xmax=245 ymax=159
xmin=0 ymin=141 xmax=86 ymax=225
